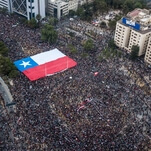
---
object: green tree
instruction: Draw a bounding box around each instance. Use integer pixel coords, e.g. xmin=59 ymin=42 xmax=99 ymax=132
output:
xmin=112 ymin=0 xmax=123 ymax=9
xmin=41 ymin=24 xmax=58 ymax=44
xmin=36 ymin=14 xmax=41 ymax=27
xmin=28 ymin=18 xmax=38 ymax=28
xmin=76 ymin=7 xmax=85 ymax=18
xmin=68 ymin=44 xmax=77 ymax=54
xmin=114 ymin=14 xmax=122 ymax=21
xmin=69 ymin=10 xmax=76 ymax=17
xmin=36 ymin=14 xmax=41 ymax=22
xmin=108 ymin=39 xmax=116 ymax=49
xmin=106 ymin=0 xmax=113 ymax=7
xmin=8 ymin=70 xmax=18 ymax=78
xmin=130 ymin=45 xmax=139 ymax=60
xmin=136 ymin=0 xmax=146 ymax=8
xmin=108 ymin=20 xmax=116 ymax=30
xmin=82 ymin=3 xmax=93 ymax=21
xmin=122 ymin=0 xmax=134 ymax=14
xmin=100 ymin=21 xmax=107 ymax=28
xmin=48 ymin=17 xmax=58 ymax=26
xmin=83 ymin=39 xmax=94 ymax=52
xmin=134 ymin=2 xmax=143 ymax=8
xmin=0 ymin=41 xmax=8 ymax=56
xmin=0 ymin=56 xmax=18 ymax=77
xmin=108 ymin=14 xmax=122 ymax=30
xmin=93 ymin=0 xmax=107 ymax=14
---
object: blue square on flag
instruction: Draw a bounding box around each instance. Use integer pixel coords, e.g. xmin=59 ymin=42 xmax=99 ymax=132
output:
xmin=14 ymin=57 xmax=38 ymax=72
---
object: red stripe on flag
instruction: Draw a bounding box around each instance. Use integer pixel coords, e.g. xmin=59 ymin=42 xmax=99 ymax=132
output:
xmin=23 ymin=56 xmax=77 ymax=81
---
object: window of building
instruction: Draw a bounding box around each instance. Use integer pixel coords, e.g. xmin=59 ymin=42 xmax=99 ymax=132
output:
xmin=54 ymin=8 xmax=57 ymax=18
xmin=32 ymin=13 xmax=35 ymax=18
xmin=29 ymin=12 xmax=31 ymax=20
xmin=28 ymin=0 xmax=34 ymax=2
xmin=29 ymin=12 xmax=35 ymax=19
xmin=61 ymin=9 xmax=63 ymax=16
xmin=29 ymin=6 xmax=34 ymax=9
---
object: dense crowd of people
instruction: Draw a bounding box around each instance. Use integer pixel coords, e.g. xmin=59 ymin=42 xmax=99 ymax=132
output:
xmin=0 ymin=13 xmax=151 ymax=151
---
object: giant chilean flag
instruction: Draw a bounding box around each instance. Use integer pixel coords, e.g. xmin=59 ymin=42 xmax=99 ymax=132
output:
xmin=14 ymin=48 xmax=77 ymax=81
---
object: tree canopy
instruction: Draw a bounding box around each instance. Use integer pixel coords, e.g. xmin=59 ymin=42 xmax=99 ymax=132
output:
xmin=0 ymin=41 xmax=18 ymax=78
xmin=36 ymin=14 xmax=42 ymax=22
xmin=83 ymin=39 xmax=94 ymax=52
xmin=0 ymin=41 xmax=8 ymax=56
xmin=41 ymin=24 xmax=58 ymax=44
xmin=93 ymin=0 xmax=108 ymax=14
xmin=69 ymin=10 xmax=76 ymax=17
xmin=108 ymin=39 xmax=117 ymax=49
xmin=76 ymin=5 xmax=93 ymax=21
xmin=27 ymin=18 xmax=38 ymax=28
xmin=48 ymin=17 xmax=58 ymax=26
xmin=105 ymin=0 xmax=146 ymax=10
xmin=130 ymin=45 xmax=139 ymax=60
xmin=100 ymin=21 xmax=107 ymax=28
xmin=76 ymin=0 xmax=147 ymax=20
xmin=36 ymin=14 xmax=42 ymax=27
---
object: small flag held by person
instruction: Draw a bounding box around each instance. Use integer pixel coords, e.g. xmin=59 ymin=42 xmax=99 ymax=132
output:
xmin=17 ymin=116 xmax=22 ymax=125
xmin=77 ymin=105 xmax=85 ymax=112
xmin=77 ymin=97 xmax=92 ymax=112
xmin=94 ymin=72 xmax=99 ymax=76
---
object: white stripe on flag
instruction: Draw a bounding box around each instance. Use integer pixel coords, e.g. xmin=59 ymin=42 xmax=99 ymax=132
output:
xmin=31 ymin=48 xmax=65 ymax=65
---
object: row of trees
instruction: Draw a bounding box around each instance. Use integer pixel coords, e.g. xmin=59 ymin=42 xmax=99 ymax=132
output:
xmin=0 ymin=41 xmax=18 ymax=78
xmin=74 ymin=0 xmax=147 ymax=22
xmin=67 ymin=35 xmax=139 ymax=61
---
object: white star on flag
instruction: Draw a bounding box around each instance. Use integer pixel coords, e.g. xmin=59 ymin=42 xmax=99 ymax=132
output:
xmin=20 ymin=61 xmax=31 ymax=68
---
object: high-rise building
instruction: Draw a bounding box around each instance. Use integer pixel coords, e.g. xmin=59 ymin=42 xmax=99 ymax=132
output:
xmin=68 ymin=0 xmax=78 ymax=12
xmin=145 ymin=37 xmax=151 ymax=64
xmin=0 ymin=0 xmax=45 ymax=20
xmin=0 ymin=0 xmax=9 ymax=9
xmin=0 ymin=0 xmax=80 ymax=20
xmin=47 ymin=0 xmax=68 ymax=19
xmin=0 ymin=0 xmax=12 ymax=12
xmin=47 ymin=0 xmax=79 ymax=19
xmin=114 ymin=8 xmax=151 ymax=56
xmin=12 ymin=0 xmax=45 ymax=20
xmin=114 ymin=8 xmax=151 ymax=65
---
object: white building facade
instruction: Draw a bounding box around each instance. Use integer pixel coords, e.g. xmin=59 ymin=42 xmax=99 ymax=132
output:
xmin=48 ymin=0 xmax=68 ymax=19
xmin=114 ymin=8 xmax=151 ymax=65
xmin=0 ymin=0 xmax=9 ymax=9
xmin=145 ymin=37 xmax=151 ymax=64
xmin=68 ymin=0 xmax=78 ymax=12
xmin=1 ymin=0 xmax=92 ymax=20
xmin=0 ymin=0 xmax=12 ymax=12
xmin=0 ymin=0 xmax=45 ymax=20
xmin=26 ymin=0 xmax=46 ymax=20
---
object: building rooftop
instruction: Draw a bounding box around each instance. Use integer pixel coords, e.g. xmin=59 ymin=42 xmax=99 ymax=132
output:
xmin=118 ymin=19 xmax=151 ymax=34
xmin=49 ymin=0 xmax=68 ymax=5
xmin=121 ymin=8 xmax=151 ymax=31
